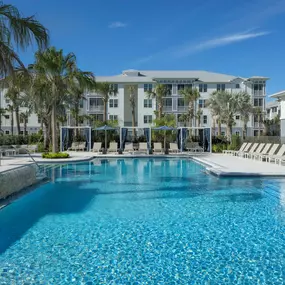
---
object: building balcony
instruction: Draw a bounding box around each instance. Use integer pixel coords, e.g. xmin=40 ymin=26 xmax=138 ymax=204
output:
xmin=177 ymin=106 xmax=187 ymax=112
xmin=162 ymin=106 xmax=172 ymax=112
xmin=253 ymin=91 xmax=265 ymax=96
xmin=254 ymin=122 xmax=264 ymax=128
xmin=88 ymin=105 xmax=104 ymax=112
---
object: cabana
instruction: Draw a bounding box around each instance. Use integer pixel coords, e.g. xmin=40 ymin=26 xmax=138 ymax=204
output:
xmin=120 ymin=127 xmax=151 ymax=152
xmin=177 ymin=127 xmax=212 ymax=153
xmin=60 ymin=126 xmax=92 ymax=152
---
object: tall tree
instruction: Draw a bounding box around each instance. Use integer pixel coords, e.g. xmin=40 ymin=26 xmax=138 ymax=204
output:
xmin=146 ymin=84 xmax=169 ymax=119
xmin=0 ymin=107 xmax=6 ymax=132
xmin=179 ymin=87 xmax=200 ymax=128
xmin=128 ymin=85 xmax=137 ymax=140
xmin=196 ymin=108 xmax=203 ymax=127
xmin=29 ymin=47 xmax=94 ymax=152
xmin=5 ymin=104 xmax=14 ymax=134
xmin=207 ymin=93 xmax=222 ymax=136
xmin=20 ymin=110 xmax=30 ymax=135
xmin=95 ymin=82 xmax=117 ymax=122
xmin=0 ymin=2 xmax=49 ymax=76
xmin=236 ymin=91 xmax=253 ymax=139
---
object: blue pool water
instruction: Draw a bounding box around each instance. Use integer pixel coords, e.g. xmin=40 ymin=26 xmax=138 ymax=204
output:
xmin=1 ymin=158 xmax=285 ymax=284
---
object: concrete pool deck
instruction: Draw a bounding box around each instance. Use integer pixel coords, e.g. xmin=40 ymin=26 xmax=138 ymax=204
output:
xmin=193 ymin=154 xmax=285 ymax=177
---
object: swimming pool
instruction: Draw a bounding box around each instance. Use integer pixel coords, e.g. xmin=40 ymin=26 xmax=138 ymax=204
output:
xmin=1 ymin=158 xmax=285 ymax=284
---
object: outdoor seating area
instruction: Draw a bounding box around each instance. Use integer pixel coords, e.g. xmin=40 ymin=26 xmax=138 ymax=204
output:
xmin=0 ymin=144 xmax=38 ymax=158
xmin=223 ymin=142 xmax=285 ymax=165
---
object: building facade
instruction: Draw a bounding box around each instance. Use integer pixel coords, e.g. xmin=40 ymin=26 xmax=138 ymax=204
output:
xmin=0 ymin=70 xmax=269 ymax=136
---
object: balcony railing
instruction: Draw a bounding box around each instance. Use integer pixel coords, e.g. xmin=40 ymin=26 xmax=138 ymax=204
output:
xmin=177 ymin=106 xmax=187 ymax=112
xmin=162 ymin=106 xmax=172 ymax=112
xmin=253 ymin=91 xmax=265 ymax=96
xmin=88 ymin=105 xmax=104 ymax=112
xmin=254 ymin=122 xmax=264 ymax=128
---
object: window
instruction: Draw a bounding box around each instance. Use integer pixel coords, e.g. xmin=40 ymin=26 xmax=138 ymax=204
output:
xmin=254 ymin=130 xmax=259 ymax=137
xmin=79 ymin=99 xmax=84 ymax=108
xmin=5 ymin=115 xmax=9 ymax=119
xmin=235 ymin=131 xmax=240 ymax=136
xmin=203 ymin=115 xmax=207 ymax=124
xmin=111 ymin=84 xmax=118 ymax=93
xmin=254 ymin=83 xmax=263 ymax=91
xmin=38 ymin=117 xmax=41 ymax=123
xmin=235 ymin=84 xmax=240 ymax=89
xmin=164 ymin=84 xmax=172 ymax=95
xmin=178 ymin=98 xmax=185 ymax=107
xmin=5 ymin=130 xmax=9 ymax=134
xmin=235 ymin=115 xmax=240 ymax=120
xmin=109 ymin=99 xmax=118 ymax=108
xmin=20 ymin=117 xmax=24 ymax=123
xmin=199 ymin=84 xmax=207 ymax=92
xmin=144 ymin=115 xmax=152 ymax=124
xmin=267 ymin=109 xmax=270 ymax=114
xmin=221 ymin=132 xmax=225 ymax=136
xmin=272 ymin=107 xmax=277 ymax=112
xmin=20 ymin=131 xmax=24 ymax=135
xmin=144 ymin=99 xmax=152 ymax=108
xmin=144 ymin=84 xmax=152 ymax=92
xmin=217 ymin=84 xmax=225 ymax=91
xmin=177 ymin=84 xmax=192 ymax=92
xmin=254 ymin=98 xmax=263 ymax=107
xmin=5 ymin=99 xmax=10 ymax=104
xmin=109 ymin=115 xmax=118 ymax=121
xmin=79 ymin=117 xmax=84 ymax=124
xmin=198 ymin=99 xmax=206 ymax=108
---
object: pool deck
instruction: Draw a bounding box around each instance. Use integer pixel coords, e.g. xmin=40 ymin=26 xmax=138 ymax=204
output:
xmin=193 ymin=154 xmax=285 ymax=177
xmin=1 ymin=152 xmax=285 ymax=177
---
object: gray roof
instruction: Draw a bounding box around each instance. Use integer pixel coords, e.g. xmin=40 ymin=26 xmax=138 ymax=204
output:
xmin=96 ymin=70 xmax=268 ymax=83
xmin=266 ymin=101 xmax=279 ymax=108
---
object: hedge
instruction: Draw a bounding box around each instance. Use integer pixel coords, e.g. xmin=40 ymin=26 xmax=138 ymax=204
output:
xmin=42 ymin=152 xmax=69 ymax=159
xmin=0 ymin=134 xmax=43 ymax=145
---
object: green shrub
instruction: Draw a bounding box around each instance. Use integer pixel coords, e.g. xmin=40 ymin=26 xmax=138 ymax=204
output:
xmin=231 ymin=135 xmax=241 ymax=150
xmin=0 ymin=134 xmax=43 ymax=146
xmin=42 ymin=152 xmax=69 ymax=159
xmin=37 ymin=142 xmax=45 ymax=152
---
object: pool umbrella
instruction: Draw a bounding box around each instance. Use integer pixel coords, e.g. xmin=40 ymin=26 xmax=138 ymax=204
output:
xmin=94 ymin=125 xmax=116 ymax=151
xmin=153 ymin=126 xmax=176 ymax=152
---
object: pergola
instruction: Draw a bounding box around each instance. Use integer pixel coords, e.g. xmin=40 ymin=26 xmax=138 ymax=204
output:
xmin=177 ymin=127 xmax=212 ymax=153
xmin=120 ymin=127 xmax=152 ymax=150
xmin=60 ymin=126 xmax=92 ymax=152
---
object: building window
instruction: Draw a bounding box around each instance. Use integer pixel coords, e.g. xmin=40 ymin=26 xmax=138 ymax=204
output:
xmin=221 ymin=132 xmax=225 ymax=136
xmin=20 ymin=131 xmax=24 ymax=135
xmin=79 ymin=117 xmax=84 ymax=124
xmin=198 ymin=99 xmax=206 ymax=108
xmin=203 ymin=115 xmax=207 ymax=124
xmin=144 ymin=99 xmax=152 ymax=108
xmin=144 ymin=84 xmax=152 ymax=92
xmin=38 ymin=117 xmax=41 ymax=123
xmin=144 ymin=115 xmax=152 ymax=124
xmin=5 ymin=130 xmax=9 ymax=134
xmin=109 ymin=99 xmax=118 ymax=108
xmin=199 ymin=84 xmax=207 ymax=92
xmin=235 ymin=115 xmax=240 ymax=120
xmin=178 ymin=98 xmax=185 ymax=107
xmin=217 ymin=84 xmax=225 ymax=91
xmin=235 ymin=131 xmax=240 ymax=136
xmin=163 ymin=98 xmax=172 ymax=108
xmin=254 ymin=130 xmax=259 ymax=137
xmin=272 ymin=107 xmax=277 ymax=112
xmin=111 ymin=84 xmax=118 ymax=93
xmin=178 ymin=84 xmax=192 ymax=92
xmin=79 ymin=99 xmax=84 ymax=108
xmin=164 ymin=84 xmax=172 ymax=95
xmin=254 ymin=98 xmax=263 ymax=107
xmin=235 ymin=84 xmax=240 ymax=89
xmin=254 ymin=83 xmax=263 ymax=91
xmin=109 ymin=115 xmax=118 ymax=121
xmin=5 ymin=115 xmax=9 ymax=119
xmin=266 ymin=109 xmax=270 ymax=114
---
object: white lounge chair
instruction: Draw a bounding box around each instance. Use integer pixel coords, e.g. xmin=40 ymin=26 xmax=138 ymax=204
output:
xmin=257 ymin=144 xmax=279 ymax=161
xmin=223 ymin=142 xmax=247 ymax=155
xmin=169 ymin=143 xmax=179 ymax=153
xmin=27 ymin=144 xmax=38 ymax=153
xmin=232 ymin=143 xmax=252 ymax=156
xmin=238 ymin=143 xmax=258 ymax=157
xmin=91 ymin=142 xmax=102 ymax=152
xmin=251 ymin=143 xmax=272 ymax=160
xmin=153 ymin=142 xmax=163 ymax=154
xmin=245 ymin=143 xmax=265 ymax=159
xmin=77 ymin=142 xmax=86 ymax=151
xmin=139 ymin=142 xmax=148 ymax=153
xmin=124 ymin=143 xmax=134 ymax=153
xmin=108 ymin=142 xmax=118 ymax=153
xmin=265 ymin=144 xmax=285 ymax=164
xmin=68 ymin=142 xmax=79 ymax=151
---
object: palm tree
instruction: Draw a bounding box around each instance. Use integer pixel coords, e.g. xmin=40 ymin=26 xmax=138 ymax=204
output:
xmin=146 ymin=84 xmax=169 ymax=119
xmin=96 ymin=82 xmax=117 ymax=122
xmin=196 ymin=108 xmax=203 ymax=127
xmin=0 ymin=107 xmax=5 ymax=131
xmin=178 ymin=113 xmax=189 ymax=127
xmin=20 ymin=110 xmax=30 ymax=135
xmin=236 ymin=92 xmax=253 ymax=139
xmin=5 ymin=104 xmax=14 ymax=135
xmin=179 ymin=87 xmax=200 ymax=128
xmin=128 ymin=85 xmax=137 ymax=140
xmin=253 ymin=107 xmax=264 ymax=139
xmin=29 ymin=47 xmax=94 ymax=152
xmin=0 ymin=2 xmax=49 ymax=76
xmin=207 ymin=93 xmax=222 ymax=136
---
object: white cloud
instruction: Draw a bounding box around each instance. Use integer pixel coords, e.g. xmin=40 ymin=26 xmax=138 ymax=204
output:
xmin=108 ymin=21 xmax=127 ymax=29
xmin=175 ymin=31 xmax=270 ymax=57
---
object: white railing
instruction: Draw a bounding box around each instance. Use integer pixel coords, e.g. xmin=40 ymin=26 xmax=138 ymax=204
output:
xmin=177 ymin=106 xmax=187 ymax=112
xmin=162 ymin=107 xmax=172 ymax=112
xmin=254 ymin=122 xmax=264 ymax=128
xmin=89 ymin=106 xmax=104 ymax=112
xmin=253 ymin=91 xmax=264 ymax=96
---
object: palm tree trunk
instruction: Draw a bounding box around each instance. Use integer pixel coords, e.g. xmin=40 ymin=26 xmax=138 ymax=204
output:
xmin=212 ymin=117 xmax=216 ymax=136
xmin=218 ymin=119 xmax=221 ymax=136
xmin=51 ymin=103 xmax=58 ymax=152
xmin=24 ymin=120 xmax=27 ymax=136
xmin=158 ymin=101 xmax=162 ymax=119
xmin=243 ymin=121 xmax=247 ymax=140
xmin=226 ymin=124 xmax=232 ymax=142
xmin=258 ymin=117 xmax=261 ymax=139
xmin=15 ymin=107 xmax=20 ymax=135
xmin=103 ymin=101 xmax=107 ymax=122
xmin=132 ymin=107 xmax=136 ymax=140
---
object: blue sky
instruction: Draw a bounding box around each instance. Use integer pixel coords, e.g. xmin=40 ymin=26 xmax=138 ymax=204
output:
xmin=7 ymin=0 xmax=285 ymax=97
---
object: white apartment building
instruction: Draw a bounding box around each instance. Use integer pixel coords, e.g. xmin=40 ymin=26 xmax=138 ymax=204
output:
xmin=266 ymin=101 xmax=280 ymax=120
xmin=84 ymin=70 xmax=269 ymax=136
xmin=0 ymin=69 xmax=269 ymax=137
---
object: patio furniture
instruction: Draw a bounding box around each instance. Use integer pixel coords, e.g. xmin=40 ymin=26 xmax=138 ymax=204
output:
xmin=264 ymin=144 xmax=285 ymax=164
xmin=169 ymin=143 xmax=179 ymax=153
xmin=108 ymin=142 xmax=118 ymax=153
xmin=153 ymin=142 xmax=163 ymax=154
xmin=245 ymin=143 xmax=265 ymax=159
xmin=77 ymin=142 xmax=86 ymax=151
xmin=223 ymin=142 xmax=247 ymax=155
xmin=68 ymin=142 xmax=79 ymax=151
xmin=257 ymin=144 xmax=279 ymax=161
xmin=138 ymin=142 xmax=148 ymax=153
xmin=232 ymin=143 xmax=252 ymax=156
xmin=27 ymin=144 xmax=38 ymax=153
xmin=186 ymin=142 xmax=203 ymax=152
xmin=238 ymin=143 xmax=258 ymax=157
xmin=251 ymin=143 xmax=272 ymax=160
xmin=124 ymin=143 xmax=134 ymax=153
xmin=91 ymin=142 xmax=102 ymax=153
